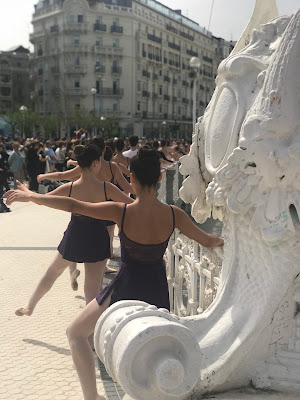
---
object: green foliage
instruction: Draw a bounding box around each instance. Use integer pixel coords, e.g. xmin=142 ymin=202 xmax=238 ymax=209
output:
xmin=6 ymin=109 xmax=40 ymax=138
xmin=42 ymin=115 xmax=59 ymax=138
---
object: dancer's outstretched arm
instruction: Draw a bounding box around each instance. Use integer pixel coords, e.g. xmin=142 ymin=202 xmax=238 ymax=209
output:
xmin=37 ymin=166 xmax=82 ymax=183
xmin=173 ymin=206 xmax=224 ymax=249
xmin=4 ymin=182 xmax=131 ymax=225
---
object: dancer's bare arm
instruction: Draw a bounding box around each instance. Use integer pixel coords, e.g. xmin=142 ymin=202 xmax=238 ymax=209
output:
xmin=112 ymin=162 xmax=134 ymax=193
xmin=105 ymin=182 xmax=134 ymax=204
xmin=4 ymin=182 xmax=124 ymax=224
xmin=117 ymin=163 xmax=130 ymax=177
xmin=37 ymin=166 xmax=82 ymax=183
xmin=173 ymin=206 xmax=224 ymax=249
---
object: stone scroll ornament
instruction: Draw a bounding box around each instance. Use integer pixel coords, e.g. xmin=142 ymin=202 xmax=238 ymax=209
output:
xmin=94 ymin=8 xmax=300 ymax=399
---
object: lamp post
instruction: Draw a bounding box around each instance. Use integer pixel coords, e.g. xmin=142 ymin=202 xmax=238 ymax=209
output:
xmin=19 ymin=105 xmax=28 ymax=138
xmin=91 ymin=87 xmax=97 ymax=136
xmin=100 ymin=115 xmax=106 ymax=136
xmin=189 ymin=57 xmax=201 ymax=134
xmin=162 ymin=120 xmax=167 ymax=139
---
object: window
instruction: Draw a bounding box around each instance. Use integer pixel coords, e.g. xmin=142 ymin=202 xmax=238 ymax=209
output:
xmin=96 ymin=37 xmax=102 ymax=46
xmin=112 ymin=18 xmax=119 ymax=27
xmin=95 ymin=17 xmax=102 ymax=24
xmin=159 ymin=104 xmax=163 ymax=113
xmin=159 ymin=86 xmax=162 ymax=96
xmin=137 ymin=102 xmax=141 ymax=111
xmin=78 ymin=15 xmax=84 ymax=23
xmin=74 ymin=57 xmax=80 ymax=66
xmin=74 ymin=77 xmax=80 ymax=88
xmin=96 ymin=59 xmax=101 ymax=67
xmin=137 ymin=81 xmax=141 ymax=92
xmin=112 ymin=39 xmax=119 ymax=48
xmin=73 ymin=36 xmax=80 ymax=45
xmin=69 ymin=15 xmax=75 ymax=23
xmin=113 ymin=100 xmax=119 ymax=111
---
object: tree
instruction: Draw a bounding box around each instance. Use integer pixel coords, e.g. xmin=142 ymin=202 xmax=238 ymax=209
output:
xmin=6 ymin=109 xmax=40 ymax=138
xmin=42 ymin=115 xmax=60 ymax=138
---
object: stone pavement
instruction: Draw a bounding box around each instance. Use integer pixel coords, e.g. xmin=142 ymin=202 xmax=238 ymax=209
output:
xmin=0 ymin=201 xmax=116 ymax=400
xmin=1 ymin=201 xmax=299 ymax=400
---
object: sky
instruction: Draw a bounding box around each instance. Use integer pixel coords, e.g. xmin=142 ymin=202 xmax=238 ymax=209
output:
xmin=0 ymin=0 xmax=299 ymax=51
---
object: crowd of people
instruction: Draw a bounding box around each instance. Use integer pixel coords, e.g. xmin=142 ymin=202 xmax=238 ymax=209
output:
xmin=0 ymin=131 xmax=190 ymax=213
xmin=3 ymin=130 xmax=222 ymax=400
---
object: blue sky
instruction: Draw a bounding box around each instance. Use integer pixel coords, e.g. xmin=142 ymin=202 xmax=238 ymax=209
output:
xmin=0 ymin=0 xmax=299 ymax=51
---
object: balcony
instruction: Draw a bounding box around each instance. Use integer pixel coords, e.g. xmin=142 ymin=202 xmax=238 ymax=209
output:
xmin=142 ymin=70 xmax=150 ymax=78
xmin=164 ymin=76 xmax=171 ymax=83
xmin=93 ymin=23 xmax=106 ymax=32
xmin=51 ymin=66 xmax=60 ymax=74
xmin=153 ymin=73 xmax=158 ymax=80
xmin=182 ymin=98 xmax=189 ymax=104
xmin=168 ymin=42 xmax=181 ymax=51
xmin=63 ymin=23 xmax=88 ymax=33
xmin=155 ymin=55 xmax=160 ymax=62
xmin=203 ymin=55 xmax=213 ymax=63
xmin=147 ymin=33 xmax=162 ymax=44
xmin=66 ymin=65 xmax=88 ymax=74
xmin=66 ymin=88 xmax=88 ymax=96
xmin=164 ymin=57 xmax=167 ymax=64
xmin=111 ymin=66 xmax=122 ymax=74
xmin=164 ymin=94 xmax=170 ymax=101
xmin=142 ymin=90 xmax=150 ymax=98
xmin=148 ymin=54 xmax=153 ymax=60
xmin=37 ymin=49 xmax=43 ymax=57
xmin=94 ymin=46 xmax=123 ymax=56
xmin=66 ymin=44 xmax=90 ymax=53
xmin=111 ymin=25 xmax=123 ymax=33
xmin=98 ymin=88 xmax=124 ymax=96
xmin=50 ymin=25 xmax=59 ymax=33
xmin=95 ymin=65 xmax=105 ymax=73
xmin=187 ymin=49 xmax=198 ymax=57
xmin=142 ymin=51 xmax=147 ymax=58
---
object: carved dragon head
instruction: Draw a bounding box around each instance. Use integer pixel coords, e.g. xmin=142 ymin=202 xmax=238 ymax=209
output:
xmin=180 ymin=13 xmax=300 ymax=246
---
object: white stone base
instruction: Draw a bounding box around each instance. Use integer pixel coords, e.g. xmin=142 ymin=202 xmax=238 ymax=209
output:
xmin=123 ymin=389 xmax=299 ymax=399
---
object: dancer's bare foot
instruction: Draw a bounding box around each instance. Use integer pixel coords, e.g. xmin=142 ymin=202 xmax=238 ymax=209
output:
xmin=70 ymin=268 xmax=80 ymax=291
xmin=105 ymin=266 xmax=117 ymax=274
xmin=15 ymin=307 xmax=33 ymax=316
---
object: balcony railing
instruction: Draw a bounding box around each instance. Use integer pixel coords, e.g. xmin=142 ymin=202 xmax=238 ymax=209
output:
xmin=63 ymin=23 xmax=88 ymax=32
xmin=142 ymin=70 xmax=150 ymax=78
xmin=66 ymin=88 xmax=88 ymax=96
xmin=94 ymin=23 xmax=107 ymax=31
xmin=203 ymin=55 xmax=213 ymax=63
xmin=157 ymin=164 xmax=223 ymax=316
xmin=147 ymin=33 xmax=162 ymax=44
xmin=186 ymin=49 xmax=198 ymax=57
xmin=98 ymin=88 xmax=124 ymax=96
xmin=111 ymin=25 xmax=123 ymax=33
xmin=164 ymin=94 xmax=170 ymax=101
xmin=142 ymin=90 xmax=150 ymax=98
xmin=168 ymin=42 xmax=181 ymax=51
xmin=66 ymin=65 xmax=88 ymax=74
xmin=111 ymin=66 xmax=122 ymax=74
xmin=50 ymin=25 xmax=59 ymax=33
xmin=164 ymin=76 xmax=171 ymax=83
xmin=153 ymin=73 xmax=158 ymax=80
xmin=51 ymin=66 xmax=60 ymax=74
xmin=95 ymin=65 xmax=105 ymax=73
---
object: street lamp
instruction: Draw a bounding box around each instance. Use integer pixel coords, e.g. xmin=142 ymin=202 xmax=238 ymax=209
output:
xmin=189 ymin=57 xmax=201 ymax=134
xmin=162 ymin=120 xmax=167 ymax=139
xmin=19 ymin=105 xmax=28 ymax=138
xmin=100 ymin=115 xmax=106 ymax=136
xmin=91 ymin=87 xmax=97 ymax=136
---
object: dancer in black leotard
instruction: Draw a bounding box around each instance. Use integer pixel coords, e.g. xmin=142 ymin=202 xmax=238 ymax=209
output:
xmin=14 ymin=145 xmax=133 ymax=317
xmin=5 ymin=148 xmax=223 ymax=400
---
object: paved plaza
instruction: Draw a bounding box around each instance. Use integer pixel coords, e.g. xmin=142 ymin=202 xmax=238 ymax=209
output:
xmin=1 ymin=201 xmax=299 ymax=400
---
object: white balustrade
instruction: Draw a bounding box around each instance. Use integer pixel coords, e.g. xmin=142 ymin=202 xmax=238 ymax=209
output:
xmin=158 ymin=163 xmax=223 ymax=317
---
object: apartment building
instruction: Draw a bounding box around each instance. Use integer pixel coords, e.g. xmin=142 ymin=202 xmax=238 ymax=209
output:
xmin=0 ymin=46 xmax=31 ymax=114
xmin=30 ymin=0 xmax=232 ymax=137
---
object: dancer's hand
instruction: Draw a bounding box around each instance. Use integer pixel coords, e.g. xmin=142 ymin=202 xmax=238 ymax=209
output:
xmin=209 ymin=236 xmax=224 ymax=251
xmin=3 ymin=181 xmax=33 ymax=206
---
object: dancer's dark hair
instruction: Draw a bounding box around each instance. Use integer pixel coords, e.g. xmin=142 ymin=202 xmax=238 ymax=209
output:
xmin=90 ymin=137 xmax=105 ymax=151
xmin=74 ymin=144 xmax=102 ymax=169
xmin=130 ymin=148 xmax=160 ymax=187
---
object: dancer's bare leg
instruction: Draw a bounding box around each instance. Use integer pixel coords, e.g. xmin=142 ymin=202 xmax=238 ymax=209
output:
xmin=84 ymin=260 xmax=107 ymax=350
xmin=15 ymin=252 xmax=71 ymax=316
xmin=69 ymin=262 xmax=80 ymax=291
xmin=67 ymin=296 xmax=111 ymax=400
xmin=84 ymin=260 xmax=106 ymax=305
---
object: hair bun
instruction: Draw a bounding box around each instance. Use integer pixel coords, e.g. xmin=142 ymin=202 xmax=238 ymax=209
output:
xmin=138 ymin=148 xmax=159 ymax=161
xmin=74 ymin=145 xmax=86 ymax=157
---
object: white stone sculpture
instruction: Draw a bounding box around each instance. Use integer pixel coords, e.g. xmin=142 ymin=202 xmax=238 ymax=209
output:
xmin=94 ymin=9 xmax=300 ymax=399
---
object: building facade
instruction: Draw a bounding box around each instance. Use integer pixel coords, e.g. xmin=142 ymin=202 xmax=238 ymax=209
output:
xmin=0 ymin=46 xmax=31 ymax=115
xmin=30 ymin=0 xmax=232 ymax=138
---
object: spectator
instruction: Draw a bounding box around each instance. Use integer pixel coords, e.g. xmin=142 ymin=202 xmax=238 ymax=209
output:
xmin=45 ymin=140 xmax=58 ymax=172
xmin=0 ymin=141 xmax=11 ymax=212
xmin=8 ymin=142 xmax=25 ymax=189
xmin=55 ymin=140 xmax=66 ymax=172
xmin=122 ymin=135 xmax=139 ymax=158
xmin=26 ymin=140 xmax=40 ymax=192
